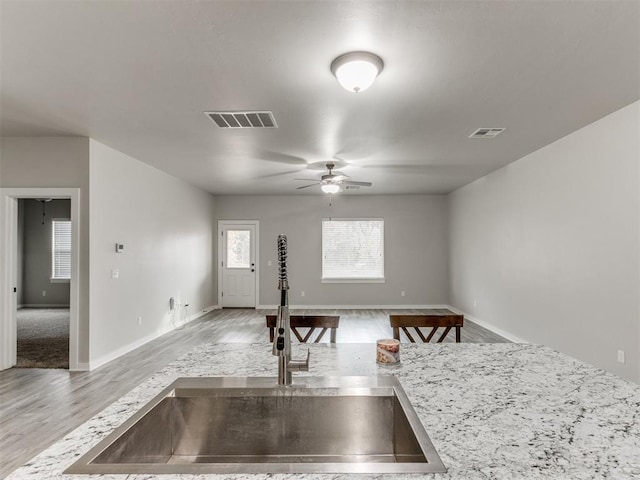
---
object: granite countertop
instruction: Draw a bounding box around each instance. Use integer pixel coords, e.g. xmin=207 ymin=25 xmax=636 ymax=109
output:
xmin=7 ymin=343 xmax=640 ymax=480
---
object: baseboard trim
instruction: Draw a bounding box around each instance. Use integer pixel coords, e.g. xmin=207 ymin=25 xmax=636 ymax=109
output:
xmin=445 ymin=305 xmax=529 ymax=343
xmin=19 ymin=304 xmax=70 ymax=308
xmin=90 ymin=331 xmax=164 ymax=371
xmin=69 ymin=362 xmax=90 ymax=372
xmin=256 ymin=304 xmax=451 ymax=310
xmin=89 ymin=304 xmax=217 ymax=370
xmin=197 ymin=305 xmax=221 ymax=314
xmin=188 ymin=305 xmax=219 ymax=320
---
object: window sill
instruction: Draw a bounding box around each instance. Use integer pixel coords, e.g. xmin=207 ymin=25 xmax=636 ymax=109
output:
xmin=50 ymin=278 xmax=70 ymax=284
xmin=321 ymin=278 xmax=386 ymax=284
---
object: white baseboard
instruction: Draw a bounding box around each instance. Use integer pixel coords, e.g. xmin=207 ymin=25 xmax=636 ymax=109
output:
xmin=89 ymin=304 xmax=217 ymax=370
xmin=90 ymin=330 xmax=166 ymax=370
xmin=256 ymin=304 xmax=451 ymax=310
xmin=19 ymin=304 xmax=70 ymax=308
xmin=69 ymin=362 xmax=90 ymax=372
xmin=445 ymin=305 xmax=529 ymax=343
xmin=198 ymin=305 xmax=221 ymax=314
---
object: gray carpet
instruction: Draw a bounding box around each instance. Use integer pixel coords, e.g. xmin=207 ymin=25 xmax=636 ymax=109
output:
xmin=17 ymin=308 xmax=69 ymax=369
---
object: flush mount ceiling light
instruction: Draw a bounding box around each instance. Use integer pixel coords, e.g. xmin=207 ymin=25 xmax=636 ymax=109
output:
xmin=330 ymin=51 xmax=384 ymax=93
xmin=321 ymin=183 xmax=341 ymax=194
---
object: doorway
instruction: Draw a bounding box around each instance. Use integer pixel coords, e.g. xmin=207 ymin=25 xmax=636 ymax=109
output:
xmin=0 ymin=188 xmax=80 ymax=371
xmin=218 ymin=221 xmax=259 ymax=308
xmin=16 ymin=199 xmax=71 ymax=368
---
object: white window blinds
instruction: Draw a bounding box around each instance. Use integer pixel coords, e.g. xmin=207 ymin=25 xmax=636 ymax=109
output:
xmin=52 ymin=220 xmax=71 ymax=280
xmin=322 ymin=219 xmax=384 ymax=280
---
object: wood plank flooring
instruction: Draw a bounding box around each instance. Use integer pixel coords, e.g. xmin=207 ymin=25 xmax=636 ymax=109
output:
xmin=0 ymin=308 xmax=507 ymax=478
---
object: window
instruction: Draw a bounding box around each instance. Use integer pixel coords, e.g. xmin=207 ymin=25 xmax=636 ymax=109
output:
xmin=322 ymin=218 xmax=384 ymax=282
xmin=51 ymin=219 xmax=71 ymax=281
xmin=226 ymin=229 xmax=251 ymax=268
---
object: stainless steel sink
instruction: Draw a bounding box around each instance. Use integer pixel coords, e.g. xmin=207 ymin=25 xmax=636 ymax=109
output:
xmin=65 ymin=376 xmax=446 ymax=474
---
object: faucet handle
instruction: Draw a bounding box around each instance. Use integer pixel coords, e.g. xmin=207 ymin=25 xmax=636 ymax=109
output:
xmin=289 ymin=349 xmax=310 ymax=372
xmin=304 ymin=348 xmax=310 ymax=367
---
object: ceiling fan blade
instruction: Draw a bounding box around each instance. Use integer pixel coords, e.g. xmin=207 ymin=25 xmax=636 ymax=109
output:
xmin=330 ymin=171 xmax=349 ymax=181
xmin=341 ymin=180 xmax=372 ymax=187
xmin=294 ymin=178 xmax=321 ymax=182
xmin=259 ymin=151 xmax=308 ymax=166
xmin=362 ymin=164 xmax=488 ymax=176
xmin=255 ymin=169 xmax=301 ymax=180
xmin=296 ymin=183 xmax=320 ymax=189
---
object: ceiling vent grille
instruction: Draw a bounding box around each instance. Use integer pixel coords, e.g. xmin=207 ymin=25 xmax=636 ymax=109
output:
xmin=205 ymin=111 xmax=277 ymax=129
xmin=469 ymin=127 xmax=505 ymax=138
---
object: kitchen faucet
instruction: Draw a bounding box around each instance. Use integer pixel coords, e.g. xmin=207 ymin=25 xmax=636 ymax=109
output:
xmin=272 ymin=234 xmax=309 ymax=386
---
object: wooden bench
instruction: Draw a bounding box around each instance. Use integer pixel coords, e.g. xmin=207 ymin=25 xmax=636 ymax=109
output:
xmin=266 ymin=315 xmax=340 ymax=343
xmin=389 ymin=314 xmax=464 ymax=343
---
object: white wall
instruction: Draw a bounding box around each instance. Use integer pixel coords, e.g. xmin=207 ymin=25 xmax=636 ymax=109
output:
xmin=449 ymin=101 xmax=640 ymax=382
xmin=0 ymin=137 xmax=91 ymax=364
xmin=88 ymin=140 xmax=216 ymax=367
xmin=216 ymin=194 xmax=449 ymax=307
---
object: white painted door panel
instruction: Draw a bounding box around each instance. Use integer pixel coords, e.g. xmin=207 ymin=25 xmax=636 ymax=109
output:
xmin=221 ymin=224 xmax=256 ymax=307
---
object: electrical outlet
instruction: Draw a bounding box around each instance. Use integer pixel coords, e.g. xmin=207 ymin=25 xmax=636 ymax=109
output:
xmin=267 ymin=260 xmax=272 ymax=267
xmin=111 ymin=269 xmax=119 ymax=279
xmin=301 ymin=291 xmax=305 ymax=297
xmin=137 ymin=316 xmax=142 ymax=326
xmin=473 ymin=299 xmax=477 ymax=308
xmin=42 ymin=290 xmax=47 ymax=297
xmin=617 ymin=350 xmax=625 ymax=364
xmin=401 ymin=291 xmax=406 ymax=297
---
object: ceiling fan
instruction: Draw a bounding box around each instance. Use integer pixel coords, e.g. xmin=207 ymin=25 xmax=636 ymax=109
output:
xmin=294 ymin=163 xmax=372 ymax=193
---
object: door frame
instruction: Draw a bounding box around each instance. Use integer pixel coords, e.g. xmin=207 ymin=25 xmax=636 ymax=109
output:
xmin=0 ymin=188 xmax=81 ymax=371
xmin=217 ymin=220 xmax=259 ymax=308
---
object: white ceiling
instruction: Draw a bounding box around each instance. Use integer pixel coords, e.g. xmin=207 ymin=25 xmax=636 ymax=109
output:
xmin=1 ymin=1 xmax=638 ymax=195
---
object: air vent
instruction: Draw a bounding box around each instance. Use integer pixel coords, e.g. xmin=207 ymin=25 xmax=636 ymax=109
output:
xmin=469 ymin=127 xmax=505 ymax=138
xmin=205 ymin=111 xmax=277 ymax=128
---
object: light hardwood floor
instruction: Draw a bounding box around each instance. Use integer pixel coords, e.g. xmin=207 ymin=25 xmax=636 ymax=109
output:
xmin=0 ymin=308 xmax=507 ymax=478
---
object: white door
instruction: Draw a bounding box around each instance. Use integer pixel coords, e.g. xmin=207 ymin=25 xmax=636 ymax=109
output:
xmin=0 ymin=197 xmax=18 ymax=370
xmin=220 ymin=223 xmax=257 ymax=308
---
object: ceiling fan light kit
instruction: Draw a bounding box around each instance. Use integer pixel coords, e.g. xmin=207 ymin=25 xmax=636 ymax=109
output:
xmin=321 ymin=183 xmax=341 ymax=194
xmin=330 ymin=51 xmax=383 ymax=93
xmin=294 ymin=163 xmax=372 ymax=194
